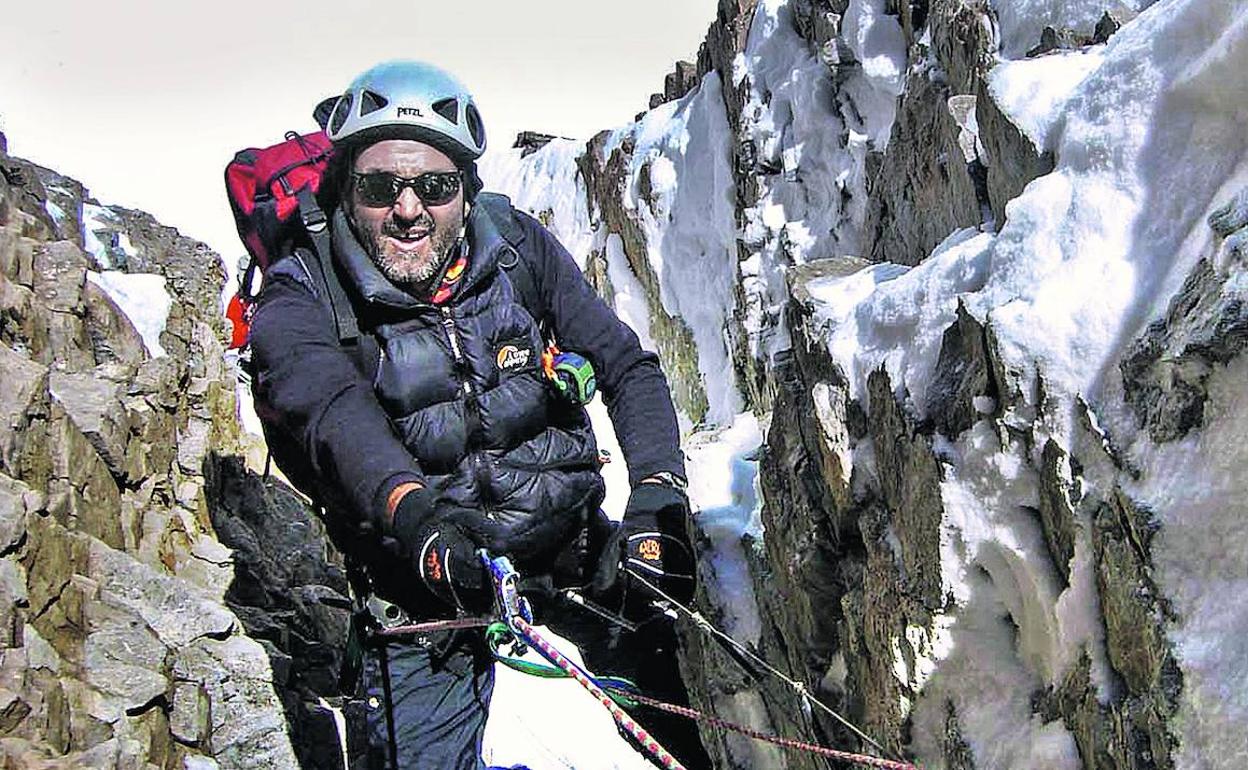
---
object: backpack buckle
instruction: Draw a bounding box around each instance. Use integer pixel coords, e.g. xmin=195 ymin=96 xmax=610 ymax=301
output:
xmin=295 ymin=187 xmax=328 ymax=233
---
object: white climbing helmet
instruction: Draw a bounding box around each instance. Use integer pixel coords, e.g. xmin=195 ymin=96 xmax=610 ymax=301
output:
xmin=323 ymin=60 xmax=487 ymax=161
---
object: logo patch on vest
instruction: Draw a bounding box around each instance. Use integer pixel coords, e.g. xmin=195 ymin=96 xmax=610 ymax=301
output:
xmin=495 ymin=339 xmax=536 ymax=373
xmin=638 ymin=538 xmax=663 ymax=562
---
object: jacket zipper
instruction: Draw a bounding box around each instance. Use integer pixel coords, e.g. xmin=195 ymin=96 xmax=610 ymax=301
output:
xmin=440 ymin=306 xmax=495 ymax=516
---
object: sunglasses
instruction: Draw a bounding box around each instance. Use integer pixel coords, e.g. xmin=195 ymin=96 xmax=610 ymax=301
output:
xmin=350 ymin=171 xmax=462 ymax=208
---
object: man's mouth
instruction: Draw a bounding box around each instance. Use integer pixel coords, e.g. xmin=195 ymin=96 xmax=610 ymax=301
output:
xmin=386 ymin=229 xmax=432 ymax=249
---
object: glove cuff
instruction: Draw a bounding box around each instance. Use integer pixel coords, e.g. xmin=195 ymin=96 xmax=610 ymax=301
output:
xmin=624 ymin=483 xmax=689 ymax=529
xmin=389 ymin=486 xmax=436 ymax=544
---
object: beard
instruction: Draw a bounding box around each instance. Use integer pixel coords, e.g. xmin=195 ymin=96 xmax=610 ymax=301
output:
xmin=358 ymin=213 xmax=462 ymax=292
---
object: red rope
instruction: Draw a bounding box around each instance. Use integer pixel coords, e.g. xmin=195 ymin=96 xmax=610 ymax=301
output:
xmin=513 ymin=616 xmax=687 ymax=770
xmin=375 ymin=612 xmax=918 ymax=770
xmin=373 ymin=616 xmax=493 ymax=636
xmin=617 ymin=691 xmax=920 ymax=770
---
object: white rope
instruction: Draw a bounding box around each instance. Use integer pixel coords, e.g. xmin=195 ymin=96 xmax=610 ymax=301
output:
xmin=626 ymin=569 xmax=900 ymax=762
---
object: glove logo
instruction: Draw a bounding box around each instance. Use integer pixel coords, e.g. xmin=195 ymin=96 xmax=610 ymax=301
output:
xmin=495 ymin=339 xmax=535 ymax=373
xmin=638 ymin=538 xmax=663 ymax=562
xmin=424 ymin=548 xmax=443 ymax=582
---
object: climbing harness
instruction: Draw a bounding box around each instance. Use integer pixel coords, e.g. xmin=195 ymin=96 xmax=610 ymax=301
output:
xmin=353 ymin=552 xmax=920 ymax=769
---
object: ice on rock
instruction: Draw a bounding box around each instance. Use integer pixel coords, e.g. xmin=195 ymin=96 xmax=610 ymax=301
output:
xmin=87 ymin=271 xmax=171 ymax=358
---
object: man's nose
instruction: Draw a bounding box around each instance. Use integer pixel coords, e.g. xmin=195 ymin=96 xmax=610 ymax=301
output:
xmin=393 ymin=186 xmax=426 ymax=221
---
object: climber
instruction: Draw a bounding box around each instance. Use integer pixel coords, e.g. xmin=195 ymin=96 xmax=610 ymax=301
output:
xmin=245 ymin=60 xmax=711 ymax=769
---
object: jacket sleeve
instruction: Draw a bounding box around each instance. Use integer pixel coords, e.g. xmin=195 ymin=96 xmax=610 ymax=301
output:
xmin=517 ymin=213 xmax=687 ymax=486
xmin=248 ymin=259 xmax=425 ymax=522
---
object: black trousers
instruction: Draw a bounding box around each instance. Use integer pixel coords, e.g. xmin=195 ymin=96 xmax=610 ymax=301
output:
xmin=357 ymin=596 xmax=712 ymax=770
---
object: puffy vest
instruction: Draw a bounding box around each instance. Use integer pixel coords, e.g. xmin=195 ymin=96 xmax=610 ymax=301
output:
xmin=331 ymin=198 xmax=606 ymax=529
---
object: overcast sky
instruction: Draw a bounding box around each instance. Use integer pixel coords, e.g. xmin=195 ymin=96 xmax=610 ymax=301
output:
xmin=2 ymin=0 xmax=718 ymax=268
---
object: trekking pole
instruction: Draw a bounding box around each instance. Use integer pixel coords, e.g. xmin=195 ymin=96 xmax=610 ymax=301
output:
xmin=480 ymin=552 xmax=687 ymax=770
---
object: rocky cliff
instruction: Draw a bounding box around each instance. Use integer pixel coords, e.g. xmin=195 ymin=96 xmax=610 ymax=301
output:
xmin=0 ymin=138 xmax=352 ymax=769
xmin=483 ymin=0 xmax=1248 ymax=768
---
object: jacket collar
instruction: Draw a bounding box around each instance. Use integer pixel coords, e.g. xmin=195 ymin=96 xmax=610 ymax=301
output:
xmin=331 ymin=202 xmax=513 ymax=311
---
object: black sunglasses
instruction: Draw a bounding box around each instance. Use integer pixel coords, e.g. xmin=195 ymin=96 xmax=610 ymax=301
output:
xmin=350 ymin=171 xmax=462 ymax=208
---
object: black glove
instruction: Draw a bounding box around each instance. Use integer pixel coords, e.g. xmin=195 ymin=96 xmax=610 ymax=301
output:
xmin=391 ymin=489 xmax=506 ymax=611
xmin=592 ymin=482 xmax=696 ymax=604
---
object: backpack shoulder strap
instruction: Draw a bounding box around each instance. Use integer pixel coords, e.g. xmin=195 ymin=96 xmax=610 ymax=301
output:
xmin=295 ymin=188 xmax=359 ymax=344
xmin=475 ymin=193 xmax=547 ymax=334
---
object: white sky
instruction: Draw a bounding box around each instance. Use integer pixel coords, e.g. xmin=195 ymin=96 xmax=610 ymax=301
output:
xmin=1 ymin=0 xmax=717 ymax=269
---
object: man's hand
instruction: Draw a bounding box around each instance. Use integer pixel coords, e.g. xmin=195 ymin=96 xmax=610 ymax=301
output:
xmin=592 ymin=480 xmax=696 ymax=604
xmin=390 ymin=488 xmax=506 ymax=610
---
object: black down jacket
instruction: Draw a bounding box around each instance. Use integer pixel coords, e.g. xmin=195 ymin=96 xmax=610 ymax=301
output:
xmin=249 ymin=194 xmax=685 ymax=566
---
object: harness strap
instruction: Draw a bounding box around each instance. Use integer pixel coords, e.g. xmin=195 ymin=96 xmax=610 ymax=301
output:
xmin=377 ymin=643 xmax=399 ymax=769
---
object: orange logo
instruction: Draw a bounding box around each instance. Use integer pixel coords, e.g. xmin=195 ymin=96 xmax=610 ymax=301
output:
xmin=424 ymin=548 xmax=443 ymax=582
xmin=496 ymin=344 xmax=532 ymax=371
xmin=638 ymin=538 xmax=663 ymax=562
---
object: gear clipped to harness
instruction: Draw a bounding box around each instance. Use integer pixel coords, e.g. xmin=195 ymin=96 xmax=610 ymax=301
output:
xmin=542 ymin=346 xmax=596 ymax=405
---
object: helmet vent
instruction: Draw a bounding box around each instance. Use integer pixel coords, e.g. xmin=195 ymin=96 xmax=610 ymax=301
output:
xmin=359 ymin=90 xmax=389 ymax=116
xmin=466 ymin=104 xmax=485 ymax=148
xmin=431 ymin=97 xmax=459 ymax=125
xmin=330 ymin=93 xmax=354 ymax=134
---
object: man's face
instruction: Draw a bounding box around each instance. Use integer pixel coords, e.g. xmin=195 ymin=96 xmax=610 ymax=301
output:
xmin=346 ymin=139 xmax=465 ymax=290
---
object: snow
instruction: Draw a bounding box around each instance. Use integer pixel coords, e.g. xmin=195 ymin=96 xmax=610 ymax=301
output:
xmin=808 ymin=228 xmax=993 ymax=410
xmin=450 ymin=0 xmax=1248 ymax=766
xmin=684 ymin=413 xmax=765 ymax=643
xmin=44 ymin=199 xmax=67 ymax=227
xmin=1131 ymin=354 xmax=1248 ymax=767
xmin=478 ymin=139 xmax=595 ymax=271
xmin=626 ymin=73 xmax=741 ymax=425
xmin=796 ymin=0 xmax=1248 ymax=766
xmin=991 ymin=0 xmax=1152 ymax=60
xmin=486 ymin=71 xmax=742 ymax=428
xmin=83 ymin=204 xmax=117 ymax=269
xmin=483 ymin=631 xmax=654 ymax=770
xmin=603 ymin=234 xmax=657 ymax=354
xmin=81 ymin=202 xmax=136 ymax=270
xmin=728 ymin=0 xmax=911 ymax=386
xmin=86 ymin=270 xmax=171 ymax=358
xmin=988 ymin=48 xmax=1107 ymax=152
xmin=841 ymin=0 xmax=908 ymax=102
xmin=907 ymin=561 xmax=1084 ymax=769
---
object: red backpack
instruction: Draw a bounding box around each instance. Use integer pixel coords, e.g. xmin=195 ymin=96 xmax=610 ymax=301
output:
xmin=223 ymin=130 xmax=357 ymax=348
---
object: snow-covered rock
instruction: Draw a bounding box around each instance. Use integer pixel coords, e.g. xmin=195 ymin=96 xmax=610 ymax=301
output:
xmin=482 ymin=0 xmax=1248 ymax=768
